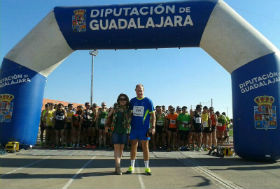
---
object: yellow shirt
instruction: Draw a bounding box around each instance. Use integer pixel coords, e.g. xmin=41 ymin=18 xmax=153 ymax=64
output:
xmin=46 ymin=109 xmax=55 ymax=127
xmin=66 ymin=110 xmax=75 ymax=123
xmin=201 ymin=112 xmax=209 ymax=128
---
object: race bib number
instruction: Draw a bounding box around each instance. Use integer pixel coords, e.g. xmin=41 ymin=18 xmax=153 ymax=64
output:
xmin=101 ymin=118 xmax=106 ymax=125
xmin=203 ymin=121 xmax=208 ymax=128
xmin=133 ymin=106 xmax=144 ymax=117
xmin=195 ymin=117 xmax=201 ymax=124
xmin=157 ymin=120 xmax=164 ymax=126
xmin=56 ymin=115 xmax=64 ymax=121
xmin=183 ymin=121 xmax=189 ymax=125
xmin=170 ymin=119 xmax=176 ymax=124
xmin=217 ymin=123 xmax=223 ymax=127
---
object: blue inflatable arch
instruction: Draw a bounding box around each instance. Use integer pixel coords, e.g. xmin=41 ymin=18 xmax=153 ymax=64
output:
xmin=0 ymin=0 xmax=279 ymax=160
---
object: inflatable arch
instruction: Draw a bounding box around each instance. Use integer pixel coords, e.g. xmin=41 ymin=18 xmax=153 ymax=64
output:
xmin=0 ymin=0 xmax=279 ymax=160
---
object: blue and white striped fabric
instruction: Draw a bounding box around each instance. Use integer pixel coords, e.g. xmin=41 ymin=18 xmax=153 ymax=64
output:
xmin=0 ymin=0 xmax=279 ymax=160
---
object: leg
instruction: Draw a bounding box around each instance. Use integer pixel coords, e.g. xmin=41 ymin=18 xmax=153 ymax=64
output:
xmin=172 ymin=131 xmax=177 ymax=150
xmin=207 ymin=133 xmax=212 ymax=148
xmin=99 ymin=129 xmax=103 ymax=147
xmin=198 ymin=132 xmax=202 ymax=149
xmin=212 ymin=129 xmax=217 ymax=147
xmin=55 ymin=129 xmax=59 ymax=146
xmin=130 ymin=139 xmax=138 ymax=160
xmin=142 ymin=140 xmax=149 ymax=161
xmin=114 ymin=144 xmax=121 ymax=167
xmin=167 ymin=130 xmax=172 ymax=149
xmin=126 ymin=139 xmax=138 ymax=174
xmin=202 ymin=132 xmax=206 ymax=147
xmin=102 ymin=129 xmax=106 ymax=147
xmin=142 ymin=140 xmax=152 ymax=175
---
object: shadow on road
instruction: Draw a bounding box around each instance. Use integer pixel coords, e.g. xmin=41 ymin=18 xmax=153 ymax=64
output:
xmin=1 ymin=156 xmax=277 ymax=168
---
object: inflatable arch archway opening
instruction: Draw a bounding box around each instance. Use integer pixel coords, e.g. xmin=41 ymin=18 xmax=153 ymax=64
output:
xmin=0 ymin=0 xmax=279 ymax=161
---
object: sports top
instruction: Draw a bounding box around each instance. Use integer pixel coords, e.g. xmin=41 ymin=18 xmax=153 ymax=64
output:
xmin=177 ymin=113 xmax=191 ymax=131
xmin=129 ymin=97 xmax=154 ymax=130
xmin=201 ymin=112 xmax=209 ymax=128
xmin=166 ymin=113 xmax=178 ymax=128
xmin=156 ymin=113 xmax=165 ymax=127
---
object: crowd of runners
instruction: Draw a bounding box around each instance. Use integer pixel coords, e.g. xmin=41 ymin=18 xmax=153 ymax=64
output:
xmin=39 ymin=101 xmax=232 ymax=152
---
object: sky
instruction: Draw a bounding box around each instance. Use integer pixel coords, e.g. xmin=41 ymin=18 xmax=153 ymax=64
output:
xmin=1 ymin=0 xmax=280 ymax=118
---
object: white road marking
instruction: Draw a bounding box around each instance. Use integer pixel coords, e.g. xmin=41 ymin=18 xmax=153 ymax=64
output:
xmin=62 ymin=156 xmax=96 ymax=189
xmin=178 ymin=152 xmax=243 ymax=189
xmin=1 ymin=156 xmax=50 ymax=177
xmin=135 ymin=160 xmax=146 ymax=189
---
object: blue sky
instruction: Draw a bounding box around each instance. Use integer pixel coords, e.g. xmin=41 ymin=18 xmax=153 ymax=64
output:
xmin=1 ymin=0 xmax=280 ymax=118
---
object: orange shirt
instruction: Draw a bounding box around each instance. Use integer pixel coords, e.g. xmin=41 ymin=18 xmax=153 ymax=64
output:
xmin=166 ymin=113 xmax=178 ymax=128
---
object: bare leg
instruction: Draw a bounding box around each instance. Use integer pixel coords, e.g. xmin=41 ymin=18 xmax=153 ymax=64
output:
xmin=142 ymin=140 xmax=149 ymax=161
xmin=130 ymin=140 xmax=138 ymax=160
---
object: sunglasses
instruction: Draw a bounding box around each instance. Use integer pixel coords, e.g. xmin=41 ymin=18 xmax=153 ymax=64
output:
xmin=119 ymin=98 xmax=126 ymax=101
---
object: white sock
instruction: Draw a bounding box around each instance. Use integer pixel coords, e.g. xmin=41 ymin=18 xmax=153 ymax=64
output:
xmin=131 ymin=160 xmax=135 ymax=168
xmin=144 ymin=160 xmax=149 ymax=168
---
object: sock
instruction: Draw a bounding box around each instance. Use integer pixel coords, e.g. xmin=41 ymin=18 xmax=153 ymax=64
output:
xmin=144 ymin=160 xmax=149 ymax=168
xmin=131 ymin=160 xmax=135 ymax=168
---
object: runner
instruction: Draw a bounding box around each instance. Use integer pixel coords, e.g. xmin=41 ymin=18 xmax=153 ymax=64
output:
xmin=192 ymin=105 xmax=203 ymax=151
xmin=96 ymin=102 xmax=108 ymax=148
xmin=126 ymin=84 xmax=155 ymax=176
xmin=222 ymin=112 xmax=231 ymax=144
xmin=65 ymin=103 xmax=75 ymax=147
xmin=89 ymin=103 xmax=98 ymax=147
xmin=81 ymin=102 xmax=93 ymax=147
xmin=155 ymin=106 xmax=166 ymax=150
xmin=201 ymin=106 xmax=212 ymax=150
xmin=45 ymin=103 xmax=55 ymax=148
xmin=53 ymin=103 xmax=66 ymax=148
xmin=72 ymin=105 xmax=83 ymax=148
xmin=209 ymin=107 xmax=217 ymax=149
xmin=166 ymin=106 xmax=178 ymax=151
xmin=40 ymin=104 xmax=48 ymax=146
xmin=216 ymin=111 xmax=227 ymax=146
xmin=177 ymin=106 xmax=191 ymax=151
xmin=188 ymin=106 xmax=195 ymax=150
xmin=106 ymin=94 xmax=130 ymax=175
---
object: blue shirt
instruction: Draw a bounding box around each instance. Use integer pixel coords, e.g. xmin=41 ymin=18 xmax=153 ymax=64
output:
xmin=129 ymin=97 xmax=154 ymax=130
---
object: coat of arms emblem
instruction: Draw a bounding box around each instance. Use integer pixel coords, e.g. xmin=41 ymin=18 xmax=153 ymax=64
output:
xmin=0 ymin=94 xmax=14 ymax=123
xmin=254 ymin=95 xmax=277 ymax=130
xmin=72 ymin=9 xmax=86 ymax=32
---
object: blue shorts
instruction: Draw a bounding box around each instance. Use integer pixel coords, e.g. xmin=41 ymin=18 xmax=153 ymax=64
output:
xmin=112 ymin=133 xmax=127 ymax=145
xmin=129 ymin=128 xmax=150 ymax=141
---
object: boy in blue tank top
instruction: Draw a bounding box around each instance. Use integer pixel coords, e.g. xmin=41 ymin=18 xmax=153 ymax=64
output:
xmin=127 ymin=84 xmax=155 ymax=175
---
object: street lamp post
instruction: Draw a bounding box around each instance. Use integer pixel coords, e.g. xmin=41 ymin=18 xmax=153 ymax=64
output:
xmin=89 ymin=50 xmax=98 ymax=106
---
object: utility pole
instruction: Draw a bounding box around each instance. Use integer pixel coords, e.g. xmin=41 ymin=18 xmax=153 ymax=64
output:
xmin=89 ymin=50 xmax=98 ymax=106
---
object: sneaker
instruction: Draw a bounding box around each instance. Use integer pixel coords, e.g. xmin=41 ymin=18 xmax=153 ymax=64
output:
xmin=126 ymin=166 xmax=134 ymax=174
xmin=145 ymin=168 xmax=152 ymax=176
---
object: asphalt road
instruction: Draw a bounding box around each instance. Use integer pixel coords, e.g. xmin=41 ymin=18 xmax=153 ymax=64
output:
xmin=1 ymin=149 xmax=280 ymax=189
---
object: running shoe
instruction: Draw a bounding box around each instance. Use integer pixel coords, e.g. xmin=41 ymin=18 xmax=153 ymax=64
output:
xmin=126 ymin=166 xmax=134 ymax=174
xmin=145 ymin=168 xmax=152 ymax=176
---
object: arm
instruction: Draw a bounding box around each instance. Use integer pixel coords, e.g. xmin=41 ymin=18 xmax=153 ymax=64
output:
xmin=105 ymin=108 xmax=114 ymax=133
xmin=208 ymin=113 xmax=212 ymax=127
xmin=52 ymin=111 xmax=56 ymax=125
xmin=95 ymin=110 xmax=100 ymax=128
xmin=165 ymin=116 xmax=169 ymax=132
xmin=149 ymin=111 xmax=156 ymax=134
